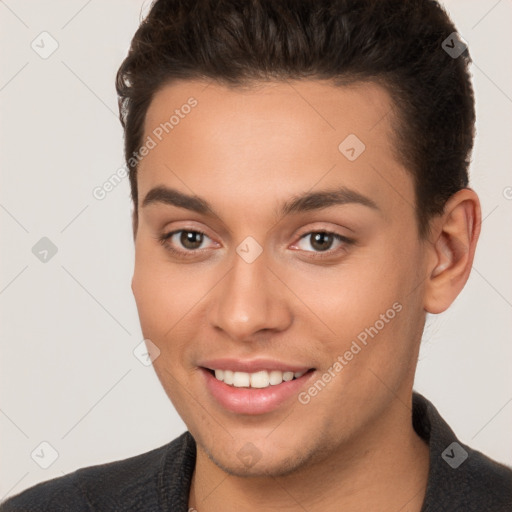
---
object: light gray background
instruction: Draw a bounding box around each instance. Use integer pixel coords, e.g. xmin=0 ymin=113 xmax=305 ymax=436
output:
xmin=1 ymin=0 xmax=511 ymax=500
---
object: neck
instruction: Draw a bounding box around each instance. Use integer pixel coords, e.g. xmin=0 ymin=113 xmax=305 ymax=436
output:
xmin=188 ymin=396 xmax=430 ymax=512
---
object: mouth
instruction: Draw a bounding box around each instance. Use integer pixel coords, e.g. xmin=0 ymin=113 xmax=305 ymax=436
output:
xmin=200 ymin=366 xmax=316 ymax=415
xmin=204 ymin=367 xmax=313 ymax=388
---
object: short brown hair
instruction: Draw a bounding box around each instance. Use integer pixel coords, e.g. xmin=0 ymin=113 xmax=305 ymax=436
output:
xmin=116 ymin=0 xmax=475 ymax=237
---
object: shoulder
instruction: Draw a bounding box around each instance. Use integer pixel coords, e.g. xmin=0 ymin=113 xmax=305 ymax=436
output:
xmin=424 ymin=442 xmax=512 ymax=512
xmin=440 ymin=443 xmax=512 ymax=511
xmin=0 ymin=432 xmax=193 ymax=512
xmin=467 ymin=446 xmax=512 ymax=489
xmin=0 ymin=471 xmax=90 ymax=512
xmin=413 ymin=393 xmax=512 ymax=511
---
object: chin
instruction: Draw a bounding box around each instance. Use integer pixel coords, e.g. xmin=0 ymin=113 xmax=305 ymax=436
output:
xmin=206 ymin=447 xmax=314 ymax=478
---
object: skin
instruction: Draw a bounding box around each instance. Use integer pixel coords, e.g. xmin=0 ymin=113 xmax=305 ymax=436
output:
xmin=131 ymin=79 xmax=481 ymax=511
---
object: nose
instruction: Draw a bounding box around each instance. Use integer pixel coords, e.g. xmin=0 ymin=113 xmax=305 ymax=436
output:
xmin=208 ymin=249 xmax=292 ymax=342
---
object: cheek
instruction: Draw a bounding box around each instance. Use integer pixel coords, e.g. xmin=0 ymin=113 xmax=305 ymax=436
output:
xmin=132 ymin=243 xmax=185 ymax=340
xmin=335 ymin=246 xmax=425 ymax=385
xmin=298 ymin=233 xmax=423 ymax=369
xmin=290 ymin=244 xmax=409 ymax=334
xmin=132 ymin=241 xmax=215 ymax=361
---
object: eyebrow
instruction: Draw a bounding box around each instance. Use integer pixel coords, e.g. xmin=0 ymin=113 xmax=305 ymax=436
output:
xmin=141 ymin=185 xmax=380 ymax=218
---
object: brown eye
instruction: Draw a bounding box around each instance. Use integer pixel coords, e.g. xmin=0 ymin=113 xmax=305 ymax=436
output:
xmin=309 ymin=232 xmax=335 ymax=252
xmin=293 ymin=231 xmax=354 ymax=259
xmin=297 ymin=231 xmax=342 ymax=252
xmin=180 ymin=230 xmax=204 ymax=250
xmin=158 ymin=229 xmax=213 ymax=257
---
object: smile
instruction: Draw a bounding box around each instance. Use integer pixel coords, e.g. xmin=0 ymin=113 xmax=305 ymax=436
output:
xmin=210 ymin=368 xmax=308 ymax=388
xmin=200 ymin=365 xmax=316 ymax=415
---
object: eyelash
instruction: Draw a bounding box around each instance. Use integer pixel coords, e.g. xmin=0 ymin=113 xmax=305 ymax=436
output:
xmin=157 ymin=229 xmax=354 ymax=261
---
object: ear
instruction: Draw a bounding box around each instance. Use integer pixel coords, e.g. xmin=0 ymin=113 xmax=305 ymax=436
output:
xmin=423 ymin=188 xmax=481 ymax=314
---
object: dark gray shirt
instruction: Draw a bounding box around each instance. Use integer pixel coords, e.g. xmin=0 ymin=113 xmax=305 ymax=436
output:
xmin=2 ymin=393 xmax=511 ymax=511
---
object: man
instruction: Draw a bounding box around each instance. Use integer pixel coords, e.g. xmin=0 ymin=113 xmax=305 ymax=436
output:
xmin=2 ymin=0 xmax=511 ymax=510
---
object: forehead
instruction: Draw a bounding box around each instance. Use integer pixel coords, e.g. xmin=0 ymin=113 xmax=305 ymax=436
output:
xmin=144 ymin=79 xmax=397 ymax=154
xmin=138 ymin=79 xmax=413 ymax=224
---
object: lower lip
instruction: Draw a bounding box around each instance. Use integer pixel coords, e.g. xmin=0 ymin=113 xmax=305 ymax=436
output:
xmin=201 ymin=368 xmax=315 ymax=415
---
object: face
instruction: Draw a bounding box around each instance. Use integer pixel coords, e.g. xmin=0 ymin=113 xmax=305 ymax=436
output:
xmin=132 ymin=79 xmax=430 ymax=477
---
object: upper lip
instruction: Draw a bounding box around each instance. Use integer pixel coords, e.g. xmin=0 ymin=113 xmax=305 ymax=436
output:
xmin=199 ymin=358 xmax=314 ymax=373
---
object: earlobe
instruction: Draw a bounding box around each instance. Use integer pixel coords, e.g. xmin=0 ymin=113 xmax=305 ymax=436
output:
xmin=424 ymin=189 xmax=481 ymax=314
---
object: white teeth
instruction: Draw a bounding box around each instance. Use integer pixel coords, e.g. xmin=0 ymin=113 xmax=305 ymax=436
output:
xmin=232 ymin=371 xmax=250 ymax=388
xmin=223 ymin=370 xmax=234 ymax=385
xmin=211 ymin=368 xmax=308 ymax=388
xmin=282 ymin=371 xmax=294 ymax=382
xmin=268 ymin=370 xmax=283 ymax=385
xmin=250 ymin=370 xmax=269 ymax=388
